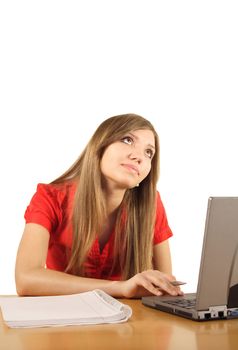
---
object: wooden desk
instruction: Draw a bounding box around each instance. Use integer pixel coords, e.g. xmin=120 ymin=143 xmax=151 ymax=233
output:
xmin=1 ymin=299 xmax=238 ymax=350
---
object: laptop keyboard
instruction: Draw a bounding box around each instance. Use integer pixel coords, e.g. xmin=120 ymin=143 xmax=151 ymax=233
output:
xmin=165 ymin=297 xmax=196 ymax=309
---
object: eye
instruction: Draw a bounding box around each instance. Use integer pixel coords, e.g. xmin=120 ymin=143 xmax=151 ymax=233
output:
xmin=145 ymin=149 xmax=154 ymax=159
xmin=121 ymin=136 xmax=133 ymax=145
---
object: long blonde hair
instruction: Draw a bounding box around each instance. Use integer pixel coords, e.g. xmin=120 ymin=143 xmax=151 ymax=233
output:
xmin=51 ymin=114 xmax=160 ymax=279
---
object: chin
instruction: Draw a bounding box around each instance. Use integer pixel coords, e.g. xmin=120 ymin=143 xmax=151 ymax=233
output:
xmin=106 ymin=176 xmax=138 ymax=190
xmin=123 ymin=182 xmax=138 ymax=190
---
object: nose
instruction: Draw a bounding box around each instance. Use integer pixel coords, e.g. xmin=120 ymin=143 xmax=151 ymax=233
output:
xmin=128 ymin=148 xmax=143 ymax=163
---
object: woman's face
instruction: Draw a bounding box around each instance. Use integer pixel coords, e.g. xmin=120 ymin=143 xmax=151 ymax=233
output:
xmin=100 ymin=129 xmax=155 ymax=190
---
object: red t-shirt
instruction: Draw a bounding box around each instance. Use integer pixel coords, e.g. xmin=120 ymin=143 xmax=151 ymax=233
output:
xmin=24 ymin=182 xmax=173 ymax=280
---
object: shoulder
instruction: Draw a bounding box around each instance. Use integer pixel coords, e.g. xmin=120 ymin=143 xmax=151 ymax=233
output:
xmin=155 ymin=190 xmax=169 ymax=218
xmin=153 ymin=191 xmax=173 ymax=243
xmin=155 ymin=191 xmax=165 ymax=211
xmin=36 ymin=181 xmax=76 ymax=194
xmin=24 ymin=181 xmax=77 ymax=232
xmin=35 ymin=181 xmax=76 ymax=203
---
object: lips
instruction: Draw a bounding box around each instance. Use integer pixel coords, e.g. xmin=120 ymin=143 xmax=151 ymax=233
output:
xmin=121 ymin=163 xmax=140 ymax=176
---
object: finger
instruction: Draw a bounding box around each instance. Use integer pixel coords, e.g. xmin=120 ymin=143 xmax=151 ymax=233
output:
xmin=152 ymin=279 xmax=180 ymax=296
xmin=138 ymin=277 xmax=163 ymax=296
xmin=139 ymin=271 xmax=182 ymax=296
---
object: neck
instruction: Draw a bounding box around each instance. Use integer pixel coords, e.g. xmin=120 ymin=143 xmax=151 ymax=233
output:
xmin=103 ymin=188 xmax=126 ymax=215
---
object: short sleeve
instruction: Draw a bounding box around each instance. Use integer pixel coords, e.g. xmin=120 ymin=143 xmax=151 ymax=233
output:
xmin=153 ymin=192 xmax=173 ymax=245
xmin=24 ymin=184 xmax=60 ymax=233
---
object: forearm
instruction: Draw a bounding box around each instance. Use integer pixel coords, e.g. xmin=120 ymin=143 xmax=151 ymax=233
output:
xmin=15 ymin=267 xmax=122 ymax=297
xmin=15 ymin=267 xmax=183 ymax=298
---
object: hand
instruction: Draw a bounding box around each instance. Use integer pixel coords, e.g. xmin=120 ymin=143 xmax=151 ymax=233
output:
xmin=119 ymin=269 xmax=184 ymax=298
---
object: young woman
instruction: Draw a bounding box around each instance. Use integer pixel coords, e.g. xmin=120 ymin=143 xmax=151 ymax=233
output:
xmin=15 ymin=113 xmax=183 ymax=298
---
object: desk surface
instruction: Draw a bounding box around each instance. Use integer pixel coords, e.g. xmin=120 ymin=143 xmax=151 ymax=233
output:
xmin=1 ymin=299 xmax=238 ymax=350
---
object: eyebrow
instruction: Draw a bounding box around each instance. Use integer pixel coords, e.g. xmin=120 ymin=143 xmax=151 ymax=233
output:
xmin=128 ymin=132 xmax=155 ymax=149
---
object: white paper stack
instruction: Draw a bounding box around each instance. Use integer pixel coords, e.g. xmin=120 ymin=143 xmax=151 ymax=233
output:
xmin=0 ymin=289 xmax=132 ymax=328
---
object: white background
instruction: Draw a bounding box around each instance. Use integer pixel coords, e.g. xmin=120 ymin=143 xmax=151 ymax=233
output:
xmin=0 ymin=0 xmax=237 ymax=295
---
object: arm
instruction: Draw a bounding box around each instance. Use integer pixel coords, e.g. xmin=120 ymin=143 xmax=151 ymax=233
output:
xmin=153 ymin=240 xmax=172 ymax=275
xmin=15 ymin=223 xmax=123 ymax=297
xmin=15 ymin=224 xmax=181 ymax=298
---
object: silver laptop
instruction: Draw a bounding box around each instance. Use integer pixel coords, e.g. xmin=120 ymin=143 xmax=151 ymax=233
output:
xmin=142 ymin=197 xmax=238 ymax=321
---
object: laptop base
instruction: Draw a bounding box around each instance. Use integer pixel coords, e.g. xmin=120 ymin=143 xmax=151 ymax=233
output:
xmin=142 ymin=294 xmax=238 ymax=321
